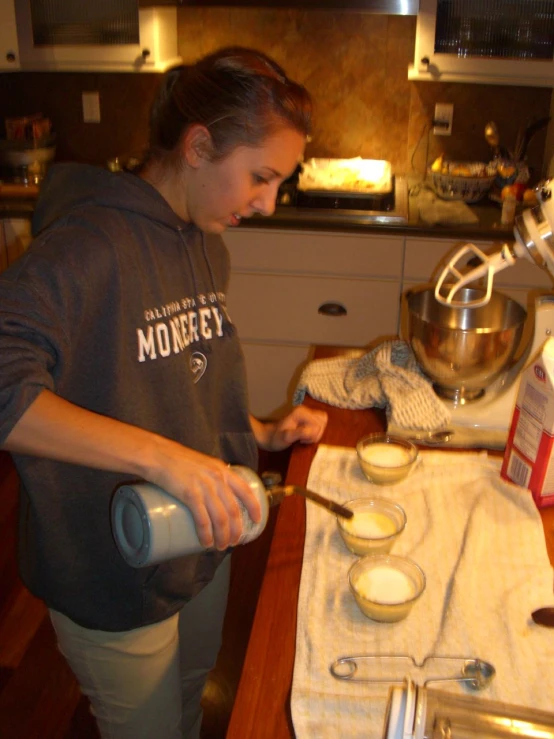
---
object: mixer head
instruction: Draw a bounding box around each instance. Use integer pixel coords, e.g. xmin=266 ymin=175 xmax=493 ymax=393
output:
xmin=434 ymin=180 xmax=554 ymax=308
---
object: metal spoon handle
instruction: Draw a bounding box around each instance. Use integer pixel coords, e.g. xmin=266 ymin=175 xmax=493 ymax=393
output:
xmin=283 ymin=485 xmax=354 ymax=519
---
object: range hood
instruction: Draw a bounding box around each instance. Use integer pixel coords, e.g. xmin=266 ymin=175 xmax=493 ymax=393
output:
xmin=139 ymin=0 xmax=418 ymax=14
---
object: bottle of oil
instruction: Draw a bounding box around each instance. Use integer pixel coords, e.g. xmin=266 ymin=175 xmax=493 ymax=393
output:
xmin=111 ymin=466 xmax=282 ymax=568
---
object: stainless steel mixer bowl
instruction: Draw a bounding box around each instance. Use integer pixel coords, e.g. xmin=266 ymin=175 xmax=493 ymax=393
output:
xmin=406 ymin=286 xmax=527 ymax=402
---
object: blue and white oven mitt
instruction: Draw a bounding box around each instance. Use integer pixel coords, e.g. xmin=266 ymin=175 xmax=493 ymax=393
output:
xmin=293 ymin=339 xmax=451 ymax=432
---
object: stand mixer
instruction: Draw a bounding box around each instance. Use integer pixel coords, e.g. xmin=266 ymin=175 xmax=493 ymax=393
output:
xmin=405 ymin=179 xmax=554 ymax=435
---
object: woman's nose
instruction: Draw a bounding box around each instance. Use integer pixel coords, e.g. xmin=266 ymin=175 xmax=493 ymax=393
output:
xmin=252 ymin=185 xmax=278 ymax=216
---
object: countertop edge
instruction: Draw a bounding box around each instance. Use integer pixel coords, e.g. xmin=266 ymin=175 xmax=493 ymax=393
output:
xmin=0 ymin=196 xmax=515 ymax=242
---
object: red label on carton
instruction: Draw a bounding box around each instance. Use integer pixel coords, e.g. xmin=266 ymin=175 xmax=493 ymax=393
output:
xmin=501 ymin=338 xmax=554 ymax=508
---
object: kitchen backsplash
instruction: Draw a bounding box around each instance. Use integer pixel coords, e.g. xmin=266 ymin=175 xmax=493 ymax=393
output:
xmin=0 ymin=8 xmax=551 ymax=181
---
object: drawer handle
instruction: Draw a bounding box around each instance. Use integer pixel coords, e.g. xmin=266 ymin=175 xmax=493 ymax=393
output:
xmin=318 ymin=302 xmax=347 ymax=317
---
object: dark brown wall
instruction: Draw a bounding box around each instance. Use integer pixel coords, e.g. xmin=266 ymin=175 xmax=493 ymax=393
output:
xmin=0 ymin=8 xmax=551 ymax=180
xmin=0 ymin=72 xmax=160 ymax=167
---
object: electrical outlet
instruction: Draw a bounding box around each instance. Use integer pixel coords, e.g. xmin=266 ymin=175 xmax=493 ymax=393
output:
xmin=82 ymin=91 xmax=101 ymax=123
xmin=433 ymin=103 xmax=453 ymax=136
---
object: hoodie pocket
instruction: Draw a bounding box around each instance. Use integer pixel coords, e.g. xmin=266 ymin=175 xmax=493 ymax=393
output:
xmin=141 ymin=550 xmax=226 ymax=623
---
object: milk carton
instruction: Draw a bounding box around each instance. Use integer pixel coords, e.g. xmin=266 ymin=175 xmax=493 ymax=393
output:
xmin=501 ymin=336 xmax=554 ymax=508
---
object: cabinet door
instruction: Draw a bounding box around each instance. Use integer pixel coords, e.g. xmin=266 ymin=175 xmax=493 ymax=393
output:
xmin=15 ymin=5 xmax=180 ymax=72
xmin=241 ymin=342 xmax=311 ymax=419
xmin=224 ymin=228 xmax=404 ymax=417
xmin=0 ymin=0 xmax=19 ymax=70
xmin=410 ymin=0 xmax=554 ymax=87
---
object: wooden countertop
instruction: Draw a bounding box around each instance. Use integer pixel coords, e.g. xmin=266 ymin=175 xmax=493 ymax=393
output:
xmin=0 ymin=184 xmax=39 ymax=198
xmin=226 ymin=347 xmax=554 ymax=739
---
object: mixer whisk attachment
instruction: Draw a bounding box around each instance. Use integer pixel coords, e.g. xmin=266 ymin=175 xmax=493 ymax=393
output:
xmin=434 ymin=242 xmax=518 ymax=308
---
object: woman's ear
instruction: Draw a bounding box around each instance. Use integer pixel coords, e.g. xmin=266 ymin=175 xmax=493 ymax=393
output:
xmin=182 ymin=125 xmax=213 ymax=168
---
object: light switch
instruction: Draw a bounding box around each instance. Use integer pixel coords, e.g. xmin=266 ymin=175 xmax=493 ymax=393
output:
xmin=82 ymin=91 xmax=101 ymax=123
xmin=433 ymin=103 xmax=453 ymax=136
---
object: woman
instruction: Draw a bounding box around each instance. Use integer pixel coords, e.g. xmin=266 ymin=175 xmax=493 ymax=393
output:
xmin=0 ymin=47 xmax=326 ymax=738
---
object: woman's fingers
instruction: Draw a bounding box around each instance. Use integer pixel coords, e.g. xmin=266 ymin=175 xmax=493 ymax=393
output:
xmin=174 ymin=463 xmax=260 ymax=550
xmin=227 ymin=468 xmax=262 ymax=526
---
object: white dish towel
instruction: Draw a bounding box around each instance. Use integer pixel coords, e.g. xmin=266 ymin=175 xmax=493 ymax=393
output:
xmin=290 ymin=445 xmax=554 ymax=739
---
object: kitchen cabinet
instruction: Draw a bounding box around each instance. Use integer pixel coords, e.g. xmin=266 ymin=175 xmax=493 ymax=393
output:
xmin=13 ymin=3 xmax=180 ymax=72
xmin=0 ymin=1 xmax=19 ymax=70
xmin=224 ymin=228 xmax=404 ymax=418
xmin=225 ymin=227 xmax=554 ymax=419
xmin=0 ymin=218 xmax=32 ymax=272
xmin=409 ymin=0 xmax=554 ymax=87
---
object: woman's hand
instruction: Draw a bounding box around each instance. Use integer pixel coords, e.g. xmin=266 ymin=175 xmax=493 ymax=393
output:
xmin=151 ymin=448 xmax=262 ymax=551
xmin=250 ymin=406 xmax=328 ymax=452
xmin=4 ymin=389 xmax=261 ymax=552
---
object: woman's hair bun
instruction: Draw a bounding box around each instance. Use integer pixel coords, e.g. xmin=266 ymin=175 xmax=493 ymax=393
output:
xmin=147 ymin=48 xmax=311 ymax=162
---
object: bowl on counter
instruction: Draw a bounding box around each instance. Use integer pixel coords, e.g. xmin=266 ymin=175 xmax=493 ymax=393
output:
xmin=406 ymin=286 xmax=527 ymax=403
xmin=429 ymin=161 xmax=496 ymax=203
xmin=0 ymin=135 xmax=56 ymax=184
xmin=356 ymin=434 xmax=418 ymax=485
xmin=348 ymin=554 xmax=426 ymax=622
xmin=337 ymin=497 xmax=407 ymax=556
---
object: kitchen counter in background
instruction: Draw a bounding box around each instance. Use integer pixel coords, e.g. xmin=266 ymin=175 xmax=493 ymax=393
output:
xmin=246 ymin=199 xmax=513 ymax=241
xmin=0 ymin=186 xmax=514 ymax=242
xmin=0 ymin=183 xmax=38 ymax=220
xmin=0 ymin=200 xmax=35 ymax=220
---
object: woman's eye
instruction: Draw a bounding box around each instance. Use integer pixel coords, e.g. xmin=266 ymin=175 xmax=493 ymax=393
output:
xmin=253 ymin=174 xmax=269 ymax=185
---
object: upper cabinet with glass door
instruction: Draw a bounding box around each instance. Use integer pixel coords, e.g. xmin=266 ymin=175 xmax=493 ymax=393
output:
xmin=409 ymin=0 xmax=554 ymax=87
xmin=14 ymin=0 xmax=180 ymax=72
xmin=0 ymin=0 xmax=20 ymax=70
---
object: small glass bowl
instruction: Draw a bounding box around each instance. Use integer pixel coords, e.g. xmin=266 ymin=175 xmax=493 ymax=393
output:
xmin=337 ymin=498 xmax=406 ymax=556
xmin=356 ymin=433 xmax=418 ymax=485
xmin=349 ymin=554 xmax=426 ymax=622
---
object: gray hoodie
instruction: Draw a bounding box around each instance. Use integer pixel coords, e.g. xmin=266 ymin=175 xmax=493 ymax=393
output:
xmin=0 ymin=163 xmax=257 ymax=631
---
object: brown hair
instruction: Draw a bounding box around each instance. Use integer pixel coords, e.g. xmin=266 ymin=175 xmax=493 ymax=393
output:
xmin=147 ymin=47 xmax=312 ymax=163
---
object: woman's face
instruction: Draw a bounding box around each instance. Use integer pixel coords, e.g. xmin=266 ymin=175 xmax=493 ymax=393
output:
xmin=183 ymin=125 xmax=306 ymax=234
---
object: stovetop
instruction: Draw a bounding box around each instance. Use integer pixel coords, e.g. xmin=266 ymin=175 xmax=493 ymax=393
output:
xmin=276 ymin=174 xmax=408 ymax=224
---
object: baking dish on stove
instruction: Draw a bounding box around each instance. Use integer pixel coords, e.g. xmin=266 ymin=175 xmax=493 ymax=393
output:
xmin=298 ymin=158 xmax=393 ymax=196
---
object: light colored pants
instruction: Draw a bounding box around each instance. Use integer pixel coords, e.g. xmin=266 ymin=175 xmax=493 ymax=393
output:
xmin=49 ymin=555 xmax=231 ymax=739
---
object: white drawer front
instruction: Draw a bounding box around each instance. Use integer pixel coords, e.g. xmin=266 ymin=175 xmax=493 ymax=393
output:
xmin=228 ymin=274 xmax=400 ymax=345
xmin=489 ymin=259 xmax=553 ymax=289
xmin=404 ymin=238 xmax=474 ymax=282
xmin=404 ymin=236 xmax=552 ymax=289
xmin=224 ymin=228 xmax=403 ymax=278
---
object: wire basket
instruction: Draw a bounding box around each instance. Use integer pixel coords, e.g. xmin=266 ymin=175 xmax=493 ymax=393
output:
xmin=430 ymin=161 xmax=496 ymax=203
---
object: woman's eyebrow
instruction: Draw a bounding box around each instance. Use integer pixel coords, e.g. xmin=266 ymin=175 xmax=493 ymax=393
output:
xmin=259 ymin=167 xmax=283 ymax=178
